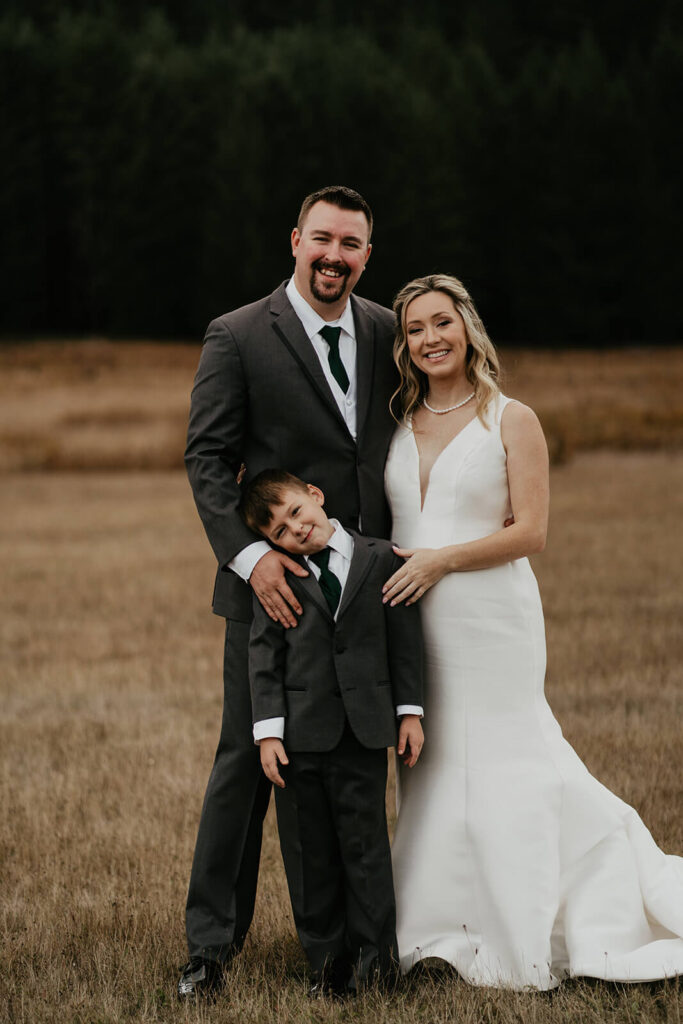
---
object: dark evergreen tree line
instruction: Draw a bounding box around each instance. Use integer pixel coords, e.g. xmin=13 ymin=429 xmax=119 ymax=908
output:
xmin=2 ymin=7 xmax=682 ymax=341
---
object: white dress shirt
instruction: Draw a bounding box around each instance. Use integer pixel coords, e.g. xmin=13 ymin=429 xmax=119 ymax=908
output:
xmin=253 ymin=521 xmax=423 ymax=742
xmin=285 ymin=276 xmax=358 ymax=437
xmin=229 ymin=277 xmax=358 ymax=582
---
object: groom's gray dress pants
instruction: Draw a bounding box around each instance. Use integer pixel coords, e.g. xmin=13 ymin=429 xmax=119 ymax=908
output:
xmin=185 ymin=620 xmax=272 ymax=962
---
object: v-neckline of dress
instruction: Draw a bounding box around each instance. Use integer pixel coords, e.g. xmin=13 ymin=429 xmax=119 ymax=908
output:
xmin=408 ymin=413 xmax=480 ymax=512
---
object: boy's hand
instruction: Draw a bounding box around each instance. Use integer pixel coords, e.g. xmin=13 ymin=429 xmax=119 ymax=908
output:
xmin=259 ymin=737 xmax=289 ymax=788
xmin=397 ymin=714 xmax=424 ymax=767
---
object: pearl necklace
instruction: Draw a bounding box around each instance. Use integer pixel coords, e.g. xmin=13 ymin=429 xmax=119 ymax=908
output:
xmin=423 ymin=391 xmax=475 ymax=414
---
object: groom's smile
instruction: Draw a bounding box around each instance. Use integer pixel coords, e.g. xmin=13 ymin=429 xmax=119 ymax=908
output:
xmin=309 ymin=259 xmax=350 ymax=304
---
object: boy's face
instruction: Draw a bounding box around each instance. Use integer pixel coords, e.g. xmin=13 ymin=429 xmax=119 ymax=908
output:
xmin=263 ymin=485 xmax=334 ymax=555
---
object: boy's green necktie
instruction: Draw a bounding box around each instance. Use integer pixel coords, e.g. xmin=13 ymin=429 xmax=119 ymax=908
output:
xmin=309 ymin=547 xmax=342 ymax=615
xmin=319 ymin=325 xmax=350 ymax=393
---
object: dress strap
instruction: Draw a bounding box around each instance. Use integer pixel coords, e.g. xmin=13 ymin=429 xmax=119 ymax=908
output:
xmin=488 ymin=392 xmax=512 ymax=427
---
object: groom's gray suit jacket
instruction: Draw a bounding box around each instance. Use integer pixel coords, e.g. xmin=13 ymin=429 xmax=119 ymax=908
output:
xmin=183 ymin=280 xmax=400 ymax=959
xmin=185 ymin=281 xmax=399 ymax=622
xmin=248 ymin=533 xmax=424 ymax=752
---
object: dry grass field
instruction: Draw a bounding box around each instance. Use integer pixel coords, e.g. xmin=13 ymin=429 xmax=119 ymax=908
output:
xmin=0 ymin=340 xmax=682 ymax=471
xmin=1 ymin=342 xmax=682 ymax=1023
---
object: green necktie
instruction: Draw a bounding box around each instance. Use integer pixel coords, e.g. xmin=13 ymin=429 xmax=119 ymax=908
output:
xmin=310 ymin=547 xmax=342 ymax=615
xmin=319 ymin=325 xmax=350 ymax=394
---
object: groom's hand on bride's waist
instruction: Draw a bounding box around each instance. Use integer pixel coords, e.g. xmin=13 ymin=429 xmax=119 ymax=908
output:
xmin=250 ymin=550 xmax=308 ymax=628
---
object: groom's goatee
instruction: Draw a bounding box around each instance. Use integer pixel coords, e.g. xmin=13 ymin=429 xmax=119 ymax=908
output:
xmin=310 ymin=260 xmax=350 ymax=303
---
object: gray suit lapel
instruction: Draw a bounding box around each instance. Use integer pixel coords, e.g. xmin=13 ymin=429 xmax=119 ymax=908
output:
xmin=269 ymin=284 xmax=348 ymax=430
xmin=351 ymin=295 xmax=378 ymax=443
xmin=289 ymin=561 xmax=335 ymax=622
xmin=337 ymin=536 xmax=378 ymax=621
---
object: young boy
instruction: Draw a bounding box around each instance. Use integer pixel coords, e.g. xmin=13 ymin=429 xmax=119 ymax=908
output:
xmin=241 ymin=469 xmax=424 ymax=998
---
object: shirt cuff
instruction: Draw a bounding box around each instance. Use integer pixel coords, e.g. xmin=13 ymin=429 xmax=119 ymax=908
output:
xmin=228 ymin=541 xmax=272 ymax=581
xmin=253 ymin=717 xmax=285 ymax=743
xmin=396 ymin=705 xmax=424 ymax=718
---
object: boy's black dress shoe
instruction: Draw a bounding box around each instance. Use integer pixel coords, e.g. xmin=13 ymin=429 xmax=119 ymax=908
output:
xmin=177 ymin=956 xmax=224 ymax=1000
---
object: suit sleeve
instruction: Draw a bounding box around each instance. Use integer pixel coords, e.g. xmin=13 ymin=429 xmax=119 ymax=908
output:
xmin=248 ymin=594 xmax=288 ymax=725
xmin=384 ymin=554 xmax=424 ymax=710
xmin=184 ymin=317 xmax=262 ymax=568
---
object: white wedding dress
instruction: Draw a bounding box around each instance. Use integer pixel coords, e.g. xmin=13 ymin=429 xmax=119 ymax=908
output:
xmin=385 ymin=393 xmax=683 ymax=989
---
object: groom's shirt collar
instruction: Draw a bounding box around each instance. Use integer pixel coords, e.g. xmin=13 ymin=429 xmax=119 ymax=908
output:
xmin=286 ymin=277 xmax=356 ymax=341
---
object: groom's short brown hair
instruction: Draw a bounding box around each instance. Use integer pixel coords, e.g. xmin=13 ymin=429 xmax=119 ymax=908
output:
xmin=297 ymin=185 xmax=373 ymax=240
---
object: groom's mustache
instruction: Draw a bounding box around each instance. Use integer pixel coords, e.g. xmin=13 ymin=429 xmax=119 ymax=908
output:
xmin=312 ymin=259 xmax=350 ymax=280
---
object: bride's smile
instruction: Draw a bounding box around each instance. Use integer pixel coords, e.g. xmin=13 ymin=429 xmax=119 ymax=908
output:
xmin=405 ymin=290 xmax=470 ymax=397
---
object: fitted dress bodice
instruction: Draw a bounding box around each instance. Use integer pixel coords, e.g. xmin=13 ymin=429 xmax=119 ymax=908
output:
xmin=387 ymin=398 xmax=512 ymax=549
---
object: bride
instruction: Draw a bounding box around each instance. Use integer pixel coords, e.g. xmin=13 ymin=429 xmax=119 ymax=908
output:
xmin=383 ymin=273 xmax=683 ymax=990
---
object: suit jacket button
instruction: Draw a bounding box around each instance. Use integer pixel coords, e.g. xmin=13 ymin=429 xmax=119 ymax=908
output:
xmin=335 ymin=642 xmax=346 ymax=653
xmin=333 ymin=688 xmax=341 ymax=698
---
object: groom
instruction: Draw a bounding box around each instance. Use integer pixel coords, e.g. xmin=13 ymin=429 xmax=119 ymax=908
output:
xmin=180 ymin=185 xmax=400 ymax=999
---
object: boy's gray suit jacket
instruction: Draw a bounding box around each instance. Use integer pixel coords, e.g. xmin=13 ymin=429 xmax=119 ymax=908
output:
xmin=184 ymin=282 xmax=398 ymax=623
xmin=248 ymin=533 xmax=424 ymax=752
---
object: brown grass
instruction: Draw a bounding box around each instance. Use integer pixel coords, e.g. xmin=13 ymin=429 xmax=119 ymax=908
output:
xmin=1 ymin=451 xmax=682 ymax=1023
xmin=0 ymin=341 xmax=192 ymax=472
xmin=503 ymin=348 xmax=683 ymax=463
xmin=1 ymin=341 xmax=682 ymax=470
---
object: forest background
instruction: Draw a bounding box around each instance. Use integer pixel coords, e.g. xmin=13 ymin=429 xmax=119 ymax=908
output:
xmin=2 ymin=0 xmax=683 ymax=343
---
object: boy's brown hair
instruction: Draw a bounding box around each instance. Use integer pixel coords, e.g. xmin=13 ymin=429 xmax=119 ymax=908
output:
xmin=240 ymin=468 xmax=310 ymax=534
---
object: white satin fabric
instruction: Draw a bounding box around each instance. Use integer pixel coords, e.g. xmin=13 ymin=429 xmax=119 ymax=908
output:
xmin=385 ymin=394 xmax=683 ymax=989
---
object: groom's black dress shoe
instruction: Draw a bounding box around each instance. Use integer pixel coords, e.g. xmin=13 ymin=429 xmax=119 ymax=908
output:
xmin=307 ymin=958 xmax=353 ymax=1000
xmin=307 ymin=980 xmax=352 ymax=1001
xmin=177 ymin=956 xmax=224 ymax=1000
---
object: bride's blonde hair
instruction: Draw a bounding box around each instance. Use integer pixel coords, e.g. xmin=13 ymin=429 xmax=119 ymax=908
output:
xmin=391 ymin=274 xmax=501 ymax=425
